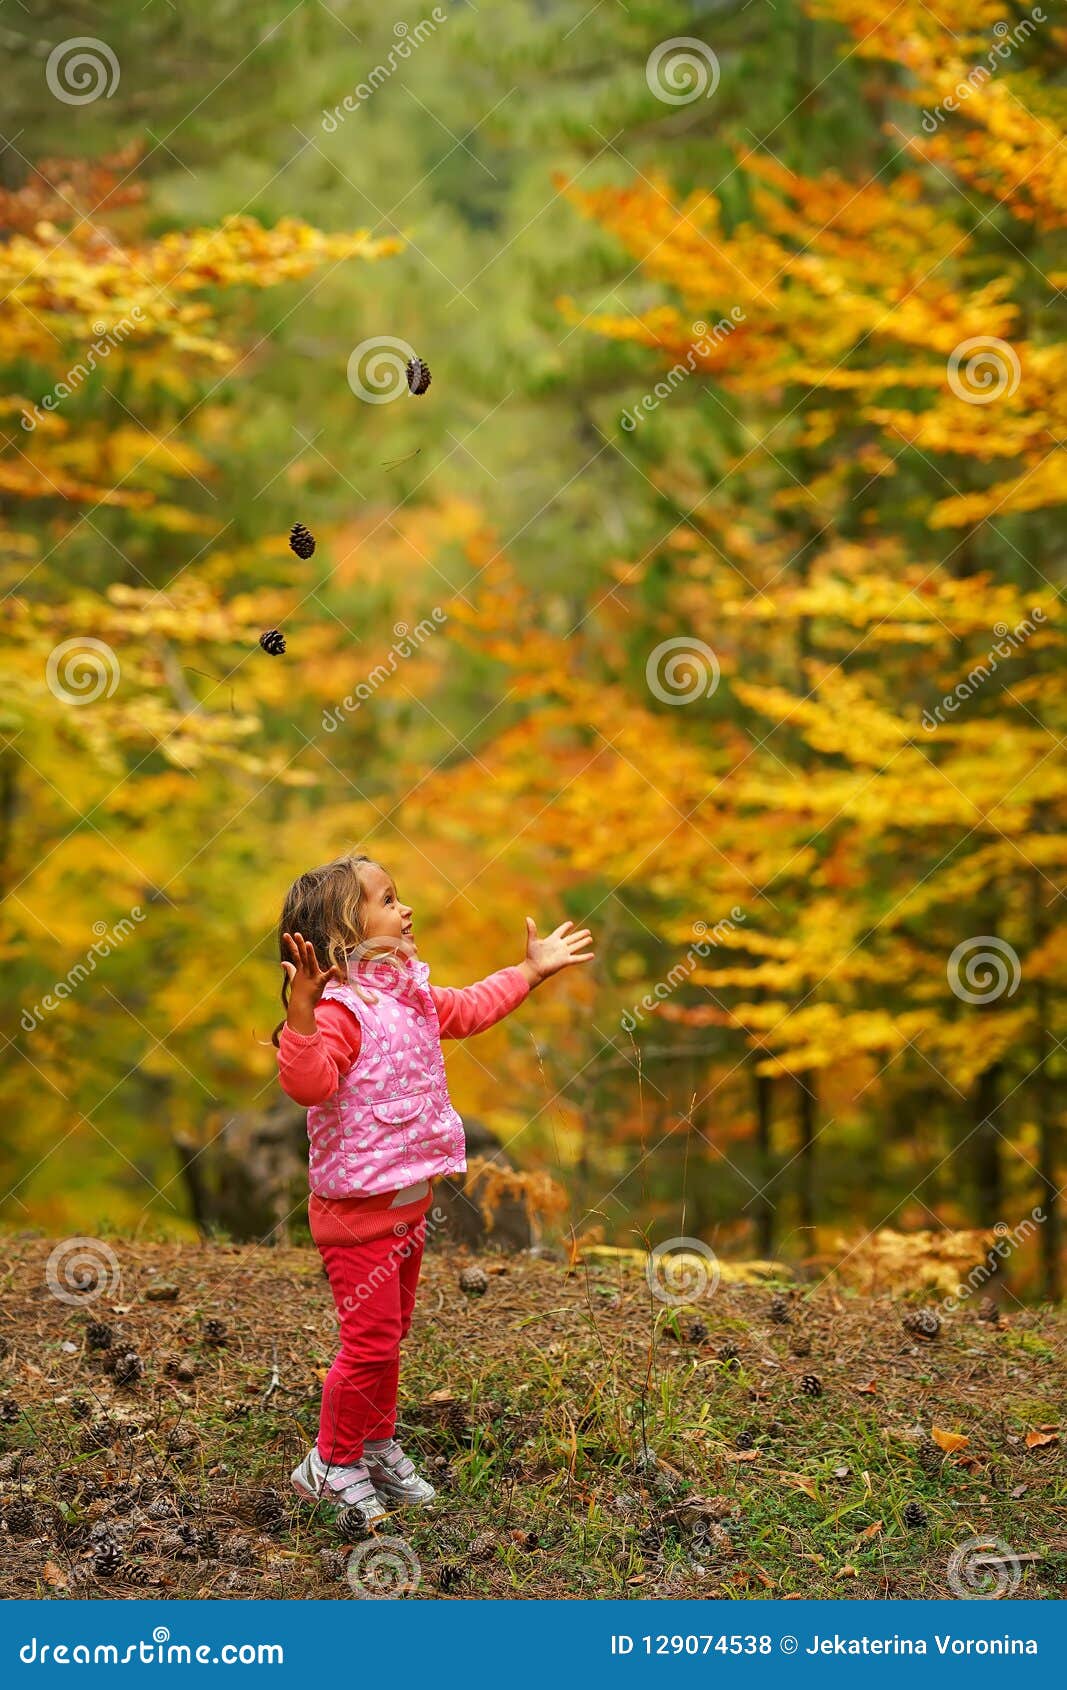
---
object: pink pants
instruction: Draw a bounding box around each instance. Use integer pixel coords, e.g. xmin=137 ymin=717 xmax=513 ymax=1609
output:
xmin=315 ymin=1219 xmax=426 ymax=1466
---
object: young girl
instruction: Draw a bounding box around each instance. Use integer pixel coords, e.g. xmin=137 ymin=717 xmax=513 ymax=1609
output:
xmin=274 ymin=852 xmax=593 ymax=1521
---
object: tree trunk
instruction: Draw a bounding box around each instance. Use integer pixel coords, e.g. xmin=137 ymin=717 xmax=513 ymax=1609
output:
xmin=754 ymin=1070 xmax=775 ymax=1256
xmin=1031 ymin=872 xmax=1060 ymax=1299
xmin=973 ymin=1060 xmax=1003 ymax=1280
xmin=797 ymin=1077 xmax=816 ymax=1242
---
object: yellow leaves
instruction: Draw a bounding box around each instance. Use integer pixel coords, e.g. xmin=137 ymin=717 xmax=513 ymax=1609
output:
xmin=931 ymin=1426 xmax=969 ymax=1455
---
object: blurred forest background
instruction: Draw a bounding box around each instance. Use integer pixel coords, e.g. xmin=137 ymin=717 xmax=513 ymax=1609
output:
xmin=1 ymin=0 xmax=1064 ymax=1297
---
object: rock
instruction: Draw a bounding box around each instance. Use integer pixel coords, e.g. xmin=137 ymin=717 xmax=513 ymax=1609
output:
xmin=144 ymin=1283 xmax=180 ymax=1302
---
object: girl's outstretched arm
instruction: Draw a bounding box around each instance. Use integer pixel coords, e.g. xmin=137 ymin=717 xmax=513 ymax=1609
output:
xmin=432 ymin=916 xmax=594 ymax=1038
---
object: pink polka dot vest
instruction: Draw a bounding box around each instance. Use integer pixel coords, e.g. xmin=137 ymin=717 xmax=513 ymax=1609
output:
xmin=306 ymin=954 xmax=466 ymax=1197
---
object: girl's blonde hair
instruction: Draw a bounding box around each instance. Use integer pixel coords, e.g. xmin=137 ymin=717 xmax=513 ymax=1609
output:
xmin=271 ymin=852 xmax=381 ymax=1047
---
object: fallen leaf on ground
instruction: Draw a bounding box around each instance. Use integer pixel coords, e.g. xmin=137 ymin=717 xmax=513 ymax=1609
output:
xmin=779 ymin=1473 xmax=818 ymax=1500
xmin=41 ymin=1562 xmax=67 ymax=1588
xmin=932 ymin=1425 xmax=969 ymax=1453
xmin=1025 ymin=1430 xmax=1058 ymax=1449
xmin=854 ymin=1380 xmax=877 ymax=1395
xmin=856 ymin=1520 xmax=883 ymax=1541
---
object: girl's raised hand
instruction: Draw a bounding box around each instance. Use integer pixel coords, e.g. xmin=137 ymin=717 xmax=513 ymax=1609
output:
xmin=521 ymin=916 xmax=595 ymax=986
xmin=281 ymin=932 xmax=376 ymax=1033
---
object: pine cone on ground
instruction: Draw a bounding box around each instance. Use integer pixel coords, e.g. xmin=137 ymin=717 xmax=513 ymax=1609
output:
xmin=769 ymin=1294 xmax=792 ymax=1325
xmin=789 ymin=1333 xmax=811 ymax=1357
xmin=800 ymin=1375 xmax=822 ymax=1398
xmin=250 ymin=1488 xmax=285 ymax=1534
xmin=119 ymin=1561 xmax=152 ymax=1586
xmin=5 ymin=1498 xmax=37 ymax=1535
xmin=916 ymin=1436 xmax=943 ymax=1477
xmin=735 ymin=1428 xmax=755 ymax=1451
xmin=69 ymin=1397 xmax=92 ymax=1421
xmin=718 ymin=1340 xmax=741 ymax=1367
xmin=80 ymin=1420 xmax=115 ymax=1452
xmin=685 ymin=1318 xmax=708 ymax=1345
xmin=85 ymin=1321 xmax=113 ymax=1351
xmin=902 ymin=1500 xmax=929 ymax=1529
xmin=91 ymin=1537 xmax=122 ymax=1578
xmin=289 ymin=523 xmax=316 ymax=559
xmin=197 ymin=1527 xmax=220 ymax=1559
xmin=902 ymin=1307 xmax=941 ymax=1341
xmin=228 ymin=1535 xmax=255 ymax=1567
xmin=202 ymin=1318 xmax=228 ymax=1347
xmin=458 ymin=1265 xmax=488 ymax=1296
xmin=977 ymin=1296 xmax=999 ymax=1324
xmin=335 ymin=1504 xmax=370 ymax=1543
xmin=112 ymin=1351 xmax=144 ymax=1387
xmin=0 ymin=1398 xmax=20 ymax=1425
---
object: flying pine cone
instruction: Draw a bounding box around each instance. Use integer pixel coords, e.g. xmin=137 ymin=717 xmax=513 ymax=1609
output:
xmin=406 ymin=356 xmax=431 ymax=396
xmin=289 ymin=523 xmax=316 ymax=558
xmin=259 ymin=629 xmax=286 ymax=657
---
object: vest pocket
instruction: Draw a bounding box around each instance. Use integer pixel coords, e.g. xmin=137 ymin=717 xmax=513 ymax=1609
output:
xmin=370 ymin=1093 xmax=429 ymax=1125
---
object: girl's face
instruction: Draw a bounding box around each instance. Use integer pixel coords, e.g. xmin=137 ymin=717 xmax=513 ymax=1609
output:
xmin=358 ymin=862 xmax=415 ymax=956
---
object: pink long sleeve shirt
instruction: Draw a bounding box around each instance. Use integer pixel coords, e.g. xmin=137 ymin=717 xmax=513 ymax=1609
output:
xmin=278 ymin=964 xmax=530 ymax=1246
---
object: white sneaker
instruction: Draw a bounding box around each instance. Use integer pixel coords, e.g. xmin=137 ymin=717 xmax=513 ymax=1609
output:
xmin=291 ymin=1446 xmax=389 ymax=1522
xmin=364 ymin=1438 xmax=436 ymax=1506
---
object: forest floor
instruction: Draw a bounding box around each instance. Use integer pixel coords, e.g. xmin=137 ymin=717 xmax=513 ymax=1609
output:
xmin=0 ymin=1235 xmax=1064 ymax=1602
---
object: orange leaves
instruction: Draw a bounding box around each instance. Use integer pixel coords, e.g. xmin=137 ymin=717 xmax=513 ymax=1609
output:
xmin=931 ymin=1426 xmax=969 ymax=1454
xmin=1024 ymin=1428 xmax=1059 ymax=1450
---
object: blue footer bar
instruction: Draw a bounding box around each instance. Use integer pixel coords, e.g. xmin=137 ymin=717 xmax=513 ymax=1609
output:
xmin=3 ymin=1600 xmax=1065 ymax=1684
